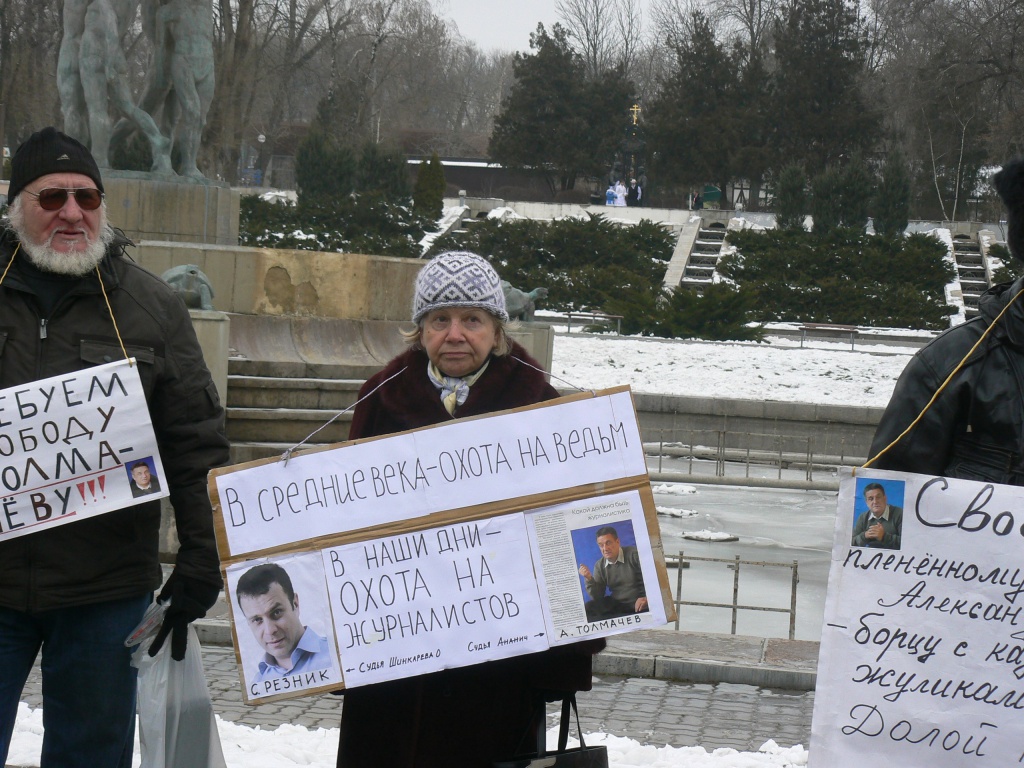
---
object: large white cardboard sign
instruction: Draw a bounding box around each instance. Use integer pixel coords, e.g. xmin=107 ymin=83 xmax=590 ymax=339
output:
xmin=811 ymin=470 xmax=1024 ymax=766
xmin=0 ymin=359 xmax=166 ymax=540
xmin=211 ymin=389 xmax=675 ymax=703
xmin=323 ymin=513 xmax=550 ymax=688
xmin=225 ymin=490 xmax=666 ymax=699
xmin=214 ymin=390 xmax=645 ymax=558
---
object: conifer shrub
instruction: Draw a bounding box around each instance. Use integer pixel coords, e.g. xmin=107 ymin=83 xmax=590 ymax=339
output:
xmin=811 ymin=166 xmax=844 ymax=233
xmin=774 ymin=164 xmax=808 ymax=231
xmin=413 ymin=153 xmax=446 ymax=219
xmin=428 ymin=214 xmax=674 ymax=311
xmin=873 ymin=151 xmax=911 ymax=238
xmin=720 ymin=228 xmax=955 ymax=329
xmin=989 ymin=243 xmax=1023 ymax=284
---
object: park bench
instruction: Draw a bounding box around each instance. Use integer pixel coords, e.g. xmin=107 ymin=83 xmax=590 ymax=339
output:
xmin=798 ymin=322 xmax=859 ymax=350
xmin=566 ymin=310 xmax=624 ymax=335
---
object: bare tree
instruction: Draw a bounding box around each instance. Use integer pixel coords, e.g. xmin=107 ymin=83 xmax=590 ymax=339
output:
xmin=201 ymin=0 xmax=359 ymax=180
xmin=556 ymin=0 xmax=616 ymax=78
xmin=616 ymin=0 xmax=643 ymax=74
xmin=0 ymin=0 xmax=63 ymax=147
xmin=708 ymin=0 xmax=778 ymax=53
xmin=650 ymin=0 xmax=706 ymax=50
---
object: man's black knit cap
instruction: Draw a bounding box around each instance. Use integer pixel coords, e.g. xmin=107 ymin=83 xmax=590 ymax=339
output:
xmin=8 ymin=127 xmax=104 ymax=201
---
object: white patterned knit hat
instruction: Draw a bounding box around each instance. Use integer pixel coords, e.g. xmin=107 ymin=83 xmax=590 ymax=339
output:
xmin=412 ymin=251 xmax=509 ymax=323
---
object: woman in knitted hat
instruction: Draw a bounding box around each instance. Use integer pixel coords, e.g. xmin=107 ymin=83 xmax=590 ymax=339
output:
xmin=335 ymin=250 xmax=603 ymax=767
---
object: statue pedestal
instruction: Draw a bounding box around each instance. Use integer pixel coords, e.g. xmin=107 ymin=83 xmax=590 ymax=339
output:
xmin=104 ymin=172 xmax=239 ymax=245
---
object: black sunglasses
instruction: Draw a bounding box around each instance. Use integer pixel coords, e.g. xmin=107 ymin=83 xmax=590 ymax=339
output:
xmin=25 ymin=187 xmax=104 ymax=211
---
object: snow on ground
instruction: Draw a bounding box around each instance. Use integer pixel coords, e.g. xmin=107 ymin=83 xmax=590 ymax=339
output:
xmin=13 ymin=330 xmax=911 ymax=767
xmin=656 ymin=505 xmax=700 ymax=517
xmin=8 ymin=704 xmax=808 ymax=768
xmin=683 ymin=530 xmax=740 ymax=542
xmin=651 ymin=483 xmax=699 ymax=495
xmin=552 ymin=333 xmax=914 ymax=407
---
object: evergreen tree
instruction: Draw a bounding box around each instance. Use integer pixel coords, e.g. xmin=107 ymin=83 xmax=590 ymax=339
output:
xmin=873 ymin=151 xmax=911 ymax=237
xmin=413 ymin=152 xmax=446 ymax=219
xmin=774 ymin=164 xmax=807 ymax=230
xmin=295 ymin=131 xmax=356 ymax=204
xmin=647 ymin=11 xmax=740 ymax=194
xmin=356 ymin=142 xmax=410 ymax=201
xmin=770 ymin=0 xmax=878 ymax=175
xmin=811 ymin=166 xmax=843 ymax=233
xmin=656 ymin=284 xmax=763 ymax=341
xmin=489 ymin=24 xmax=634 ymax=193
xmin=840 ymin=156 xmax=873 ymax=231
xmin=731 ymin=47 xmax=773 ymax=211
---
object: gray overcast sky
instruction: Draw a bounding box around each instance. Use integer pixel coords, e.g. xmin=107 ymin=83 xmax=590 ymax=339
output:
xmin=431 ymin=0 xmax=561 ymax=53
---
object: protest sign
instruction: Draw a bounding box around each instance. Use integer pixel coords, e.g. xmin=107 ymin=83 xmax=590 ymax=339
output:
xmin=811 ymin=469 xmax=1024 ymax=766
xmin=209 ymin=387 xmax=675 ymax=704
xmin=0 ymin=359 xmax=166 ymax=540
xmin=212 ymin=388 xmax=646 ymax=558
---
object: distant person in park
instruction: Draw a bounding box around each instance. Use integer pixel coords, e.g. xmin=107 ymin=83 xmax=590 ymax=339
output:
xmin=605 ymin=183 xmax=616 ymax=206
xmin=867 ymin=157 xmax=1024 ymax=485
xmin=614 ymin=179 xmax=627 ymax=207
xmin=334 ymin=250 xmax=604 ymax=767
xmin=626 ymin=178 xmax=642 ymax=207
xmin=850 ymin=483 xmax=902 ymax=549
xmin=692 ymin=191 xmax=703 ymax=210
xmin=579 ymin=526 xmax=648 ymax=620
xmin=0 ymin=127 xmax=228 ymax=768
xmin=236 ymin=563 xmax=331 ymax=683
xmin=129 ymin=460 xmax=162 ymax=497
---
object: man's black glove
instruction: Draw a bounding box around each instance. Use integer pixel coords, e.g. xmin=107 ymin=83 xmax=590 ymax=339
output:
xmin=148 ymin=572 xmax=221 ymax=661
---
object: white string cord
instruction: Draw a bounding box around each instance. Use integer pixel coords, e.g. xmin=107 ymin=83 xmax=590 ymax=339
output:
xmin=510 ymin=355 xmax=594 ymax=394
xmin=281 ymin=366 xmax=408 ymax=465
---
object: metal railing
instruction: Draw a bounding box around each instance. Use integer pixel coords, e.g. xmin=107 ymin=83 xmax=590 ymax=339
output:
xmin=645 ymin=428 xmax=862 ymax=483
xmin=669 ymin=551 xmax=799 ymax=640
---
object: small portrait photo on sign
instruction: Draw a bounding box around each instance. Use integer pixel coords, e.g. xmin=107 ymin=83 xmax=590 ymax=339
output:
xmin=126 ymin=457 xmax=161 ymax=498
xmin=851 ymin=477 xmax=905 ymax=551
xmin=227 ymin=552 xmax=342 ymax=700
xmin=574 ymin=520 xmax=649 ymax=622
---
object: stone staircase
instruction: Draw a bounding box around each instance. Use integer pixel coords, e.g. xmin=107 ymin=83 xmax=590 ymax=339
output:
xmin=222 ymin=318 xmax=558 ymax=464
xmin=225 ymin=374 xmax=361 ymax=462
xmin=680 ymin=222 xmax=728 ymax=289
xmin=951 ymin=233 xmax=988 ymax=319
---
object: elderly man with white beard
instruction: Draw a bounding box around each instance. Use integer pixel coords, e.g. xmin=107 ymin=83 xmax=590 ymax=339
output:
xmin=0 ymin=127 xmax=229 ymax=768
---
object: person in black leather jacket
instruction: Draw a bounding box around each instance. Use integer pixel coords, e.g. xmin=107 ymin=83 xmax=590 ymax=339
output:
xmin=868 ymin=159 xmax=1024 ymax=484
xmin=0 ymin=127 xmax=229 ymax=768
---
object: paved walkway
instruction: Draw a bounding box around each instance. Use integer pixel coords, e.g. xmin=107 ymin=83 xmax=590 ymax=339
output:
xmin=10 ymin=629 xmax=817 ymax=766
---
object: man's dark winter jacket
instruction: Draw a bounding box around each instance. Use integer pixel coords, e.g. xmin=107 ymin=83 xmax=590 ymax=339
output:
xmin=0 ymin=231 xmax=229 ymax=611
xmin=869 ymin=276 xmax=1024 ymax=484
xmin=338 ymin=343 xmax=604 ymax=768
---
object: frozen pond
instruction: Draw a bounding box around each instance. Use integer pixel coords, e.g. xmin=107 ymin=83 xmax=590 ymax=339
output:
xmin=651 ymin=474 xmax=838 ymax=642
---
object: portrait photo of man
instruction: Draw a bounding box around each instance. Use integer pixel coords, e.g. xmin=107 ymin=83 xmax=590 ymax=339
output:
xmin=127 ymin=459 xmax=161 ymax=498
xmin=577 ymin=524 xmax=648 ymax=622
xmin=236 ymin=562 xmax=332 ymax=683
xmin=851 ymin=480 xmax=904 ymax=550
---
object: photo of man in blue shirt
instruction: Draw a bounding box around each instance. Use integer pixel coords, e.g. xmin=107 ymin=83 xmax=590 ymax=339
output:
xmin=236 ymin=562 xmax=331 ymax=682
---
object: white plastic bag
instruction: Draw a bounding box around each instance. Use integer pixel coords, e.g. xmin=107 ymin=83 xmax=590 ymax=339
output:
xmin=129 ymin=604 xmax=227 ymax=768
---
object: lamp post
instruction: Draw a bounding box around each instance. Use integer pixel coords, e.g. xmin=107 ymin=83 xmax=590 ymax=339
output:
xmin=257 ymin=133 xmax=266 ymax=187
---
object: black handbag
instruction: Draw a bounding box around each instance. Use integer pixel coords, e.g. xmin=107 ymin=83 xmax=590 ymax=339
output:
xmin=493 ymin=695 xmax=609 ymax=768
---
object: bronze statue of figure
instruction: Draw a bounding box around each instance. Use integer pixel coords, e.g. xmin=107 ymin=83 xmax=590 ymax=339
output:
xmin=58 ymin=0 xmax=172 ymax=172
xmin=58 ymin=0 xmax=214 ymax=180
